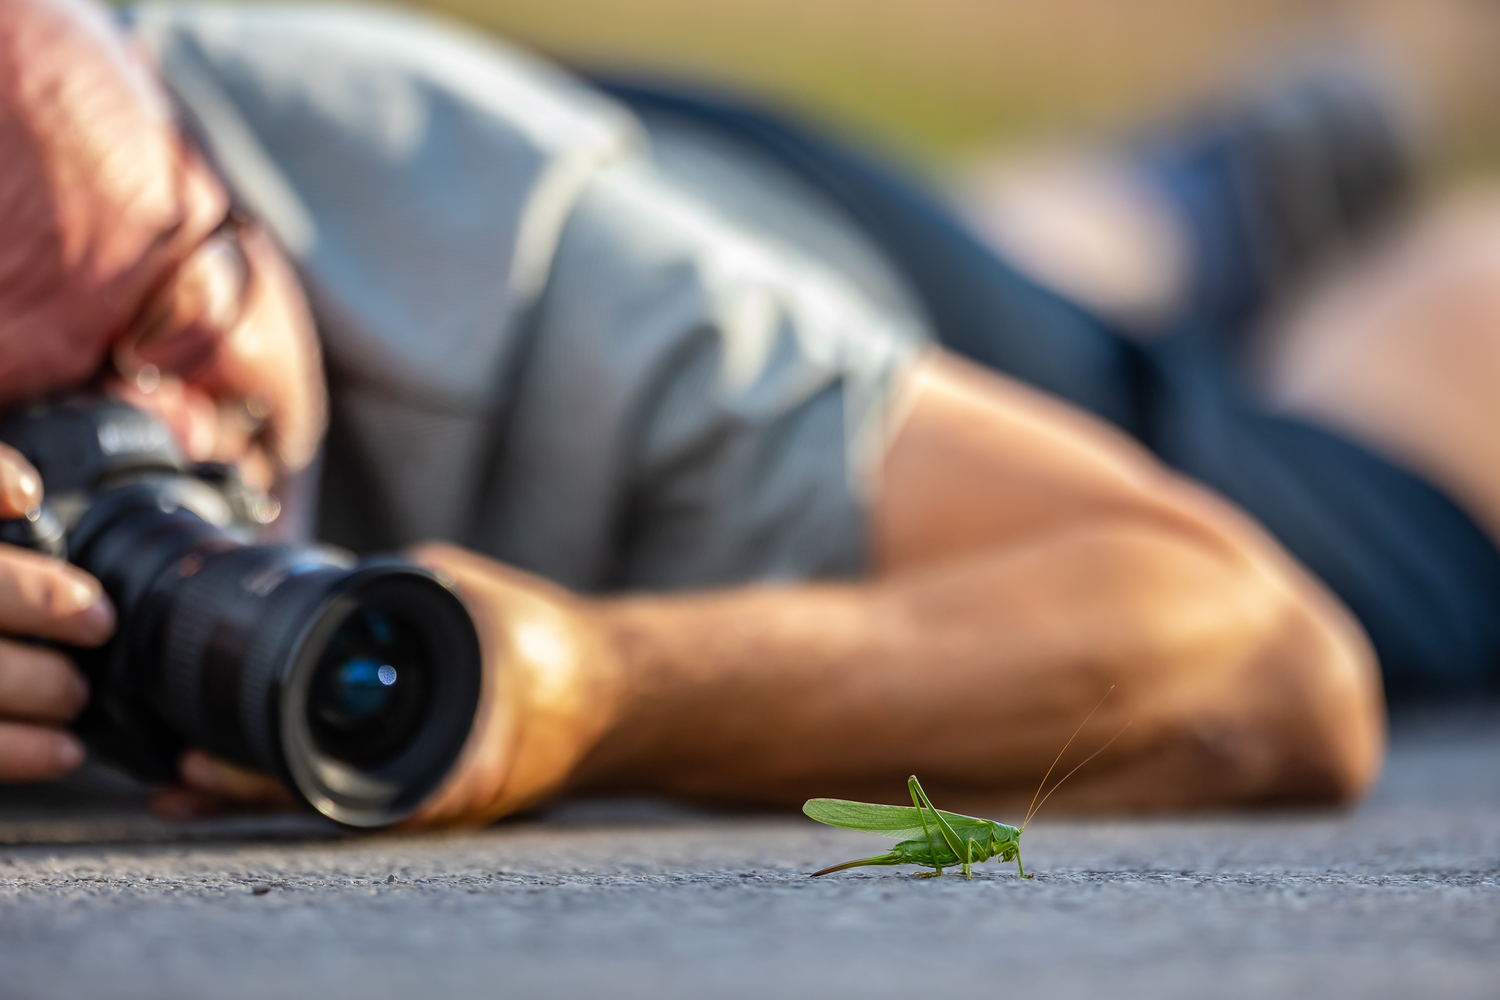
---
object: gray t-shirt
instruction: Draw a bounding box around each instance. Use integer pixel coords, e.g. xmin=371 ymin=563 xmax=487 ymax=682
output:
xmin=127 ymin=3 xmax=926 ymax=592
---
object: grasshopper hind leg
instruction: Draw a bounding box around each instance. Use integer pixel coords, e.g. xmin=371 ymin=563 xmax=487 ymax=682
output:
xmin=811 ymin=852 xmax=903 ymax=877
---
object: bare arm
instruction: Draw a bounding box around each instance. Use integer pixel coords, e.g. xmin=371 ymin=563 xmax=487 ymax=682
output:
xmin=393 ymin=352 xmax=1383 ymax=827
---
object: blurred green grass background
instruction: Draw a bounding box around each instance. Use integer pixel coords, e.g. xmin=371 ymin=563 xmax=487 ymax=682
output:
xmin=397 ymin=0 xmax=1500 ymax=173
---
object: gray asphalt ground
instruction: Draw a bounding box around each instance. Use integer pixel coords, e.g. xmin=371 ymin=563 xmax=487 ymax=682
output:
xmin=1 ymin=708 xmax=1497 ymax=1000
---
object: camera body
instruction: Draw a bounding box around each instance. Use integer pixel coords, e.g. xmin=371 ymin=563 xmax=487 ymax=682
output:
xmin=0 ymin=398 xmax=482 ymax=827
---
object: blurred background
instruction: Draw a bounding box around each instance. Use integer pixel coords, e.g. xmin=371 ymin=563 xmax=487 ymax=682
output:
xmin=400 ymin=0 xmax=1500 ymax=175
xmin=303 ymin=0 xmax=1492 ymax=328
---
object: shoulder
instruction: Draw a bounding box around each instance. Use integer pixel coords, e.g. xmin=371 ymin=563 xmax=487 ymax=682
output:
xmin=125 ymin=2 xmax=644 ymax=406
xmin=123 ymin=2 xmax=635 ymax=159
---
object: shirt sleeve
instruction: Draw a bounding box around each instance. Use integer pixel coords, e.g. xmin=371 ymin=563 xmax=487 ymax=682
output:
xmin=471 ymin=160 xmax=922 ymax=592
xmin=130 ymin=2 xmax=922 ymax=590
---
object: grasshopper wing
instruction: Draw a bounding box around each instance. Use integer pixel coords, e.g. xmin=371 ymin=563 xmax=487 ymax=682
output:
xmin=803 ymin=798 xmax=987 ymax=841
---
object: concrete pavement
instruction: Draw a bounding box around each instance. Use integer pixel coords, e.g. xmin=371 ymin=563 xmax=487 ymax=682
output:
xmin=1 ymin=708 xmax=1496 ymax=1000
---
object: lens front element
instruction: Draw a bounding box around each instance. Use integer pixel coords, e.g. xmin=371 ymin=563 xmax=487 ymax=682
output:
xmin=281 ymin=568 xmax=482 ymax=827
xmin=308 ymin=608 xmax=432 ymax=769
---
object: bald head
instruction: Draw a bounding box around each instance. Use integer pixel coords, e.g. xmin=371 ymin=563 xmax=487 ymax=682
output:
xmin=0 ymin=0 xmax=226 ymax=401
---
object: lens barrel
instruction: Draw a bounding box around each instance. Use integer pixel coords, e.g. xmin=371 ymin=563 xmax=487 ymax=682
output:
xmin=70 ymin=482 xmax=481 ymax=827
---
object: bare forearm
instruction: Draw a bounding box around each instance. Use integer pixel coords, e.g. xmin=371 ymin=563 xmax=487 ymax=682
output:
xmin=401 ymin=353 xmax=1384 ymax=828
xmin=572 ymin=521 xmax=1382 ymax=811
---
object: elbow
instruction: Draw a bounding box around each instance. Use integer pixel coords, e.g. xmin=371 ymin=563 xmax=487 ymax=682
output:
xmin=1097 ymin=521 xmax=1387 ymax=811
xmin=1236 ymin=578 xmax=1387 ymax=806
xmin=1133 ymin=481 xmax=1389 ymax=807
xmin=1160 ymin=544 xmax=1388 ymax=809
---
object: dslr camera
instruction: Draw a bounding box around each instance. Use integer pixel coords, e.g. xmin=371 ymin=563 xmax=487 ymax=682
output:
xmin=0 ymin=398 xmax=481 ymax=827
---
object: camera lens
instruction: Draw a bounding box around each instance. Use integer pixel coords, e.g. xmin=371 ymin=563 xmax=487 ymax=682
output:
xmin=308 ymin=608 xmax=432 ymax=769
xmin=0 ymin=400 xmax=481 ymax=828
xmin=68 ymin=485 xmax=482 ymax=827
xmin=277 ymin=569 xmax=481 ymax=826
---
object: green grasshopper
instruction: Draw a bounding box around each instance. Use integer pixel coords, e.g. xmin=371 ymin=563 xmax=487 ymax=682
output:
xmin=804 ymin=693 xmax=1127 ymax=880
xmin=805 ymin=775 xmax=1028 ymax=879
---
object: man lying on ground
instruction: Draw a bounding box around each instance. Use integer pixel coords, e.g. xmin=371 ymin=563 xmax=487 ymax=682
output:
xmin=0 ymin=0 xmax=1406 ymax=823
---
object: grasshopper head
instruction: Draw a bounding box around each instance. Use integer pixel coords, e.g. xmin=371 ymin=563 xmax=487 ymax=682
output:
xmin=988 ymin=822 xmax=1021 ymax=855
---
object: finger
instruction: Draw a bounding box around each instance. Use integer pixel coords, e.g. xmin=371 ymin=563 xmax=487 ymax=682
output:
xmin=407 ymin=540 xmax=540 ymax=594
xmin=150 ymin=751 xmax=299 ymax=822
xmin=0 ymin=722 xmax=85 ymax=782
xmin=150 ymin=786 xmax=294 ymax=821
xmin=0 ymin=443 xmax=43 ymax=519
xmin=105 ymin=373 xmax=222 ymax=463
xmin=106 ymin=372 xmax=273 ymax=488
xmin=0 ymin=639 xmax=88 ymax=723
xmin=150 ymin=786 xmax=224 ymax=821
xmin=179 ymin=748 xmax=295 ymax=804
xmin=0 ymin=546 xmax=115 ymax=646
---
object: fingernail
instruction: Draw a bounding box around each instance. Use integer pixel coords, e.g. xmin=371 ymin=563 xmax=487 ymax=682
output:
xmin=134 ymin=363 xmax=161 ymax=394
xmin=67 ymin=578 xmax=99 ymax=609
xmin=2 ymin=466 xmax=40 ymax=513
xmin=72 ymin=589 xmax=116 ymax=644
xmin=53 ymin=736 xmax=85 ymax=773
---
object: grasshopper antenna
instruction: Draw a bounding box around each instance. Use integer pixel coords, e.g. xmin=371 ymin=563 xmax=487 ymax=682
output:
xmin=1023 ymin=686 xmax=1114 ymax=829
xmin=1023 ymin=722 xmax=1132 ymax=829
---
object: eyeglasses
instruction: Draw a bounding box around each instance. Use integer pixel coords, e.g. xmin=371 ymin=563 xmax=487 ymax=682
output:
xmin=113 ymin=208 xmax=252 ymax=392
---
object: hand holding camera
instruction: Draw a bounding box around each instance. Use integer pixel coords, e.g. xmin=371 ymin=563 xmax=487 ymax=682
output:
xmin=0 ymin=399 xmax=483 ymax=826
xmin=0 ymin=441 xmax=111 ymax=782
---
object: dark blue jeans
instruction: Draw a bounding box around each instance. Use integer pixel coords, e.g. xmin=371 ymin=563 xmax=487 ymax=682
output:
xmin=601 ymin=81 xmax=1500 ymax=700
